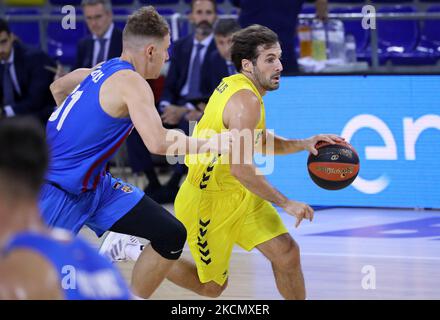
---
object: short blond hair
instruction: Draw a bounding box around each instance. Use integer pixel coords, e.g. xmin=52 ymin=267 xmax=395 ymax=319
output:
xmin=123 ymin=6 xmax=170 ymax=43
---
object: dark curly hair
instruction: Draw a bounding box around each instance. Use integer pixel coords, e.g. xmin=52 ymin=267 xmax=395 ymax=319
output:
xmin=231 ymin=24 xmax=279 ymax=72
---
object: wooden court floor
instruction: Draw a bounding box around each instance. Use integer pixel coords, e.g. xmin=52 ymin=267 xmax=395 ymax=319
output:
xmin=80 ymin=206 xmax=440 ymax=300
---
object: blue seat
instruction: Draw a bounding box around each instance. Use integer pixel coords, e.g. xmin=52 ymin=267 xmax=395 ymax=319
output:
xmin=413 ymin=6 xmax=440 ymax=64
xmin=184 ymin=0 xmax=224 ymax=3
xmin=49 ymin=0 xmax=81 ymax=5
xmin=139 ymin=0 xmax=179 ymax=4
xmin=113 ymin=8 xmax=132 ymax=31
xmin=47 ymin=10 xmax=88 ymax=66
xmin=371 ymin=0 xmax=413 ymax=3
xmin=6 ymin=8 xmax=41 ymax=48
xmin=329 ymin=7 xmax=380 ymax=65
xmin=300 ymin=6 xmax=316 ymax=15
xmin=112 ymin=0 xmax=134 ymax=5
xmin=330 ymin=7 xmax=369 ymax=55
xmin=328 ymin=0 xmax=364 ymax=3
xmin=377 ymin=6 xmax=420 ymax=65
xmin=422 ymin=6 xmax=440 ymax=48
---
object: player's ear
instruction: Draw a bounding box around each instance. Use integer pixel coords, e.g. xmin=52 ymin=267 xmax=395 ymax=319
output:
xmin=242 ymin=59 xmax=253 ymax=73
xmin=145 ymin=44 xmax=155 ymax=60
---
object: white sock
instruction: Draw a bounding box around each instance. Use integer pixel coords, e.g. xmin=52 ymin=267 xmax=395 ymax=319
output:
xmin=125 ymin=244 xmax=143 ymax=261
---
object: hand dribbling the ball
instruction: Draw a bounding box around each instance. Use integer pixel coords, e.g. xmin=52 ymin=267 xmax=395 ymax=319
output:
xmin=302 ymin=134 xmax=345 ymax=155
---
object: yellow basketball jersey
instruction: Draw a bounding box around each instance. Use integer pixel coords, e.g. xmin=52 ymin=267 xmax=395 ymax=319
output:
xmin=185 ymin=73 xmax=266 ymax=191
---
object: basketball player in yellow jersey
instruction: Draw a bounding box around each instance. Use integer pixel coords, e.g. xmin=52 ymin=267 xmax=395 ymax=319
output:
xmin=168 ymin=25 xmax=344 ymax=299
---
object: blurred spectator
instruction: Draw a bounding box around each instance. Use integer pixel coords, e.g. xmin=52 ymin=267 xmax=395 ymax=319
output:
xmin=205 ymin=18 xmax=241 ymax=96
xmin=0 ymin=18 xmax=56 ymax=125
xmin=159 ymin=0 xmax=218 ymax=120
xmin=0 ymin=117 xmax=132 ymax=300
xmin=74 ymin=0 xmax=123 ymax=69
xmin=231 ymin=0 xmax=328 ymax=73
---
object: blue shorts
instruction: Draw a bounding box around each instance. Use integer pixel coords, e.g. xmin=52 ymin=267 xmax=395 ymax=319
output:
xmin=39 ymin=172 xmax=144 ymax=237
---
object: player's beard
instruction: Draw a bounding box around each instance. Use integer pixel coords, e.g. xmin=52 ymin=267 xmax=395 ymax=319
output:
xmin=253 ymin=66 xmax=280 ymax=91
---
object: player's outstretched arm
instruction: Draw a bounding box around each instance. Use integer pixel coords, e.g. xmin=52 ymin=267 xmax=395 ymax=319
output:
xmin=261 ymin=131 xmax=344 ymax=155
xmin=123 ymin=72 xmax=232 ymax=156
xmin=225 ymin=90 xmax=313 ymax=228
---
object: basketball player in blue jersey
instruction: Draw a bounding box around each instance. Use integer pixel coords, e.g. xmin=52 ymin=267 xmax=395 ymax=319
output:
xmin=0 ymin=117 xmax=132 ymax=299
xmin=39 ymin=6 xmax=232 ymax=299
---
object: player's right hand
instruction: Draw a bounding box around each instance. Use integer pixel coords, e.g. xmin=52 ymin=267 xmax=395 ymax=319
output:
xmin=281 ymin=200 xmax=314 ymax=228
xmin=207 ymin=131 xmax=235 ymax=154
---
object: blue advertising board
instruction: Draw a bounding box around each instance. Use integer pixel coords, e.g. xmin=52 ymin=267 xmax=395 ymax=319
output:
xmin=262 ymin=75 xmax=440 ymax=208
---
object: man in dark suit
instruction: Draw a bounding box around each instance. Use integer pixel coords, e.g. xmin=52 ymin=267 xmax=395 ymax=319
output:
xmin=160 ymin=0 xmax=218 ymax=124
xmin=133 ymin=0 xmax=218 ymax=203
xmin=0 ymin=19 xmax=56 ymax=125
xmin=74 ymin=0 xmax=123 ymax=69
xmin=205 ymin=18 xmax=241 ymax=94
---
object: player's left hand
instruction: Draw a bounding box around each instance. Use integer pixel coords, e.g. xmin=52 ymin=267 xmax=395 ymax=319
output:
xmin=161 ymin=105 xmax=187 ymax=125
xmin=303 ymin=134 xmax=345 ymax=156
xmin=185 ymin=110 xmax=203 ymax=121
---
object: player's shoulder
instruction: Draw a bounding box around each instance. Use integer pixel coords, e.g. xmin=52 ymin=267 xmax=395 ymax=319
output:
xmin=106 ymin=68 xmax=149 ymax=94
xmin=230 ymin=88 xmax=260 ymax=109
xmin=110 ymin=68 xmax=144 ymax=84
xmin=0 ymin=249 xmax=63 ymax=299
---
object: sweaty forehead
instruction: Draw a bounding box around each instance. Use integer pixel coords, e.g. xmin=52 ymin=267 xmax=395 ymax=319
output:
xmin=256 ymin=43 xmax=282 ymax=58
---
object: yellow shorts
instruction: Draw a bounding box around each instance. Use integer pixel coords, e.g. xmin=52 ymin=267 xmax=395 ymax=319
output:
xmin=174 ymin=180 xmax=288 ymax=286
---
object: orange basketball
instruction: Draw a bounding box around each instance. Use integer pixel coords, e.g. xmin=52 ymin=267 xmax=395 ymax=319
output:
xmin=307 ymin=141 xmax=360 ymax=190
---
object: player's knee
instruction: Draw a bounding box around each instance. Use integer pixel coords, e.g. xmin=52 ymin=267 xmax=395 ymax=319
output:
xmin=272 ymin=236 xmax=301 ymax=271
xmin=200 ymin=280 xmax=228 ymax=298
xmin=151 ymin=218 xmax=187 ymax=260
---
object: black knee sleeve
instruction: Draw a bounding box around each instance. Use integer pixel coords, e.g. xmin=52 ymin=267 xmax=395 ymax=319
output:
xmin=150 ymin=218 xmax=187 ymax=260
xmin=110 ymin=195 xmax=187 ymax=260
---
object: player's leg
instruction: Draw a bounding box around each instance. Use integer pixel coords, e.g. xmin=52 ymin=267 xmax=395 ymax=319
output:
xmin=166 ymin=257 xmax=228 ymax=298
xmin=256 ymin=233 xmax=306 ymax=300
xmin=107 ymin=196 xmax=187 ymax=298
xmin=236 ymin=195 xmax=305 ymax=299
xmin=86 ymin=174 xmax=186 ymax=298
xmin=167 ymin=181 xmax=246 ymax=297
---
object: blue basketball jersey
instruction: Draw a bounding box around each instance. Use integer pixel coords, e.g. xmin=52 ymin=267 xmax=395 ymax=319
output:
xmin=46 ymin=58 xmax=135 ymax=194
xmin=2 ymin=230 xmax=132 ymax=300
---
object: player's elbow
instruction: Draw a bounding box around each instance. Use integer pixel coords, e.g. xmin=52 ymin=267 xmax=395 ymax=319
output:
xmin=49 ymin=80 xmax=62 ymax=97
xmin=50 ymin=80 xmax=66 ymax=105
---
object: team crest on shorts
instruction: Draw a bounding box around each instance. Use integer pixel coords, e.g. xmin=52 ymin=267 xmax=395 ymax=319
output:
xmin=121 ymin=185 xmax=133 ymax=193
xmin=112 ymin=182 xmax=122 ymax=190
